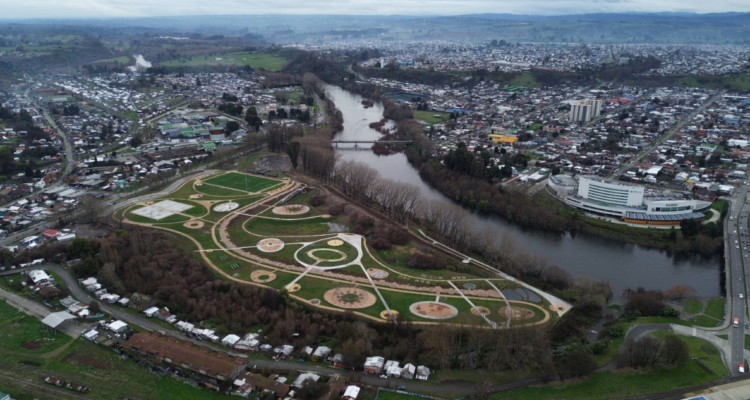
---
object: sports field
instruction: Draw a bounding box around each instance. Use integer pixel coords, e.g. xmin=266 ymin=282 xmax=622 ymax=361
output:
xmin=204 ymin=172 xmax=280 ymax=193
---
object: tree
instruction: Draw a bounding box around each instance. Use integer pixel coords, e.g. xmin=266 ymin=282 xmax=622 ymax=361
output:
xmin=130 ymin=137 xmax=143 ymax=148
xmin=67 ymin=238 xmax=94 ymax=259
xmin=662 ymin=335 xmax=689 ymax=365
xmin=616 ymin=336 xmax=663 ymax=368
xmin=557 ymin=346 xmax=597 ymax=378
xmin=89 ymin=300 xmax=101 ymax=314
xmin=73 ymin=257 xmax=99 ymax=278
xmin=285 ymin=141 xmax=301 ymax=170
xmin=474 ymin=380 xmax=493 ymax=400
xmin=225 ymin=121 xmax=240 ymax=136
xmin=196 ymin=77 xmax=202 ymax=86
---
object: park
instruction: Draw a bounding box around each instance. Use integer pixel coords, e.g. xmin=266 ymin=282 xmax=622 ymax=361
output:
xmin=116 ymin=170 xmax=559 ymax=328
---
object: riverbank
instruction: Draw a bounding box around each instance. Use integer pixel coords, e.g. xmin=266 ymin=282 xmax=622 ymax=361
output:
xmin=324 ymin=84 xmax=720 ymax=297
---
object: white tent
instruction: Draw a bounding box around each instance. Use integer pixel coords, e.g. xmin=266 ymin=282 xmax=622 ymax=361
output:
xmin=41 ymin=311 xmax=76 ymax=329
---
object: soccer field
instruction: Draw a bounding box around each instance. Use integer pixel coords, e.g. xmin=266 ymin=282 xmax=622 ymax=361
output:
xmin=204 ymin=172 xmax=280 ymax=192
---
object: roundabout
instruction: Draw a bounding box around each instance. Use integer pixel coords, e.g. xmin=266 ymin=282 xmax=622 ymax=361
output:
xmin=324 ymin=287 xmax=377 ymax=309
xmin=409 ymin=301 xmax=459 ymax=320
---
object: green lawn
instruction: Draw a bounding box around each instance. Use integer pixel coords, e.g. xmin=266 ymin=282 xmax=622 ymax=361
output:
xmin=493 ymin=362 xmax=721 ymax=400
xmin=683 ymin=299 xmax=703 ymax=314
xmin=0 ymin=338 xmax=232 ymax=400
xmin=0 ymin=299 xmax=70 ymax=354
xmin=93 ymin=56 xmax=130 ymax=64
xmin=413 ymin=110 xmax=450 ymax=125
xmin=376 ymin=391 xmax=423 ymax=400
xmin=687 ymin=314 xmax=721 ymax=327
xmin=495 ymin=332 xmax=725 ymax=400
xmin=160 ymin=51 xmax=288 ymax=71
xmin=204 ymin=172 xmax=281 ymax=193
xmin=704 ymin=298 xmax=725 ymax=320
xmin=244 ymin=216 xmax=334 ymax=236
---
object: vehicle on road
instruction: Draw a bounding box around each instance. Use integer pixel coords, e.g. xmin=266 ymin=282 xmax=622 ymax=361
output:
xmin=740 ymin=364 xmax=745 ymax=373
xmin=734 ymin=318 xmax=740 ymax=328
xmin=741 ymin=294 xmax=744 ymax=299
xmin=380 ymin=375 xmax=387 ymax=379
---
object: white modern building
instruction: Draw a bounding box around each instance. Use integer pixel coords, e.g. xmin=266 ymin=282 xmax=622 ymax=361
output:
xmin=548 ymin=175 xmax=711 ymax=225
xmin=569 ymin=99 xmax=602 ymax=122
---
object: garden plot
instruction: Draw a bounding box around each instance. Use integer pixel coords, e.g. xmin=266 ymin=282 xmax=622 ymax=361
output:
xmin=132 ymin=200 xmax=193 ymax=221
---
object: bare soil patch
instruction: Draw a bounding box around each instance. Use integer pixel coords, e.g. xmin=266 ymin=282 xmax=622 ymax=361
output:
xmin=77 ymin=355 xmax=108 ymax=369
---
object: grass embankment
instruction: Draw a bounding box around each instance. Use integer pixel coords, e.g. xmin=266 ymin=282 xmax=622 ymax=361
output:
xmin=494 ymin=332 xmax=725 ymax=400
xmin=0 ymin=339 xmax=230 ymax=400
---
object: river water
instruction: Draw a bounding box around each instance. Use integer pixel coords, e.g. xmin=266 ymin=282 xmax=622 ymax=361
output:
xmin=325 ymin=85 xmax=722 ymax=298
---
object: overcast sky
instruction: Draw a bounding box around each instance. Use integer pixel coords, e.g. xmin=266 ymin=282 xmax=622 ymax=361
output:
xmin=3 ymin=0 xmax=750 ymax=19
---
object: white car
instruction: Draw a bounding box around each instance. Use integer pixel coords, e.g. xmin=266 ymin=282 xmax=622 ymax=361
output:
xmin=741 ymin=294 xmax=745 ymax=299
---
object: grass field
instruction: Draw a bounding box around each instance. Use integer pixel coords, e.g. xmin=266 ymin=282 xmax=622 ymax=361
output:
xmin=683 ymin=299 xmax=703 ymax=314
xmin=0 ymin=338 xmax=230 ymax=400
xmin=93 ymin=56 xmax=130 ymax=64
xmin=494 ymin=332 xmax=725 ymax=400
xmin=413 ymin=110 xmax=450 ymax=125
xmin=204 ymin=172 xmax=280 ymax=193
xmin=704 ymin=298 xmax=725 ymax=320
xmin=376 ymin=391 xmax=422 ymax=400
xmin=0 ymin=300 xmax=69 ymax=354
xmin=160 ymin=51 xmax=288 ymax=71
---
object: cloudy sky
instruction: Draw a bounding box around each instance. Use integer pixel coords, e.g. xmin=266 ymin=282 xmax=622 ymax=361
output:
xmin=3 ymin=0 xmax=750 ymax=19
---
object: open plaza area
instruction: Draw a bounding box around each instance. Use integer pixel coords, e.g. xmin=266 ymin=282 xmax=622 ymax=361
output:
xmin=116 ymin=170 xmax=563 ymax=327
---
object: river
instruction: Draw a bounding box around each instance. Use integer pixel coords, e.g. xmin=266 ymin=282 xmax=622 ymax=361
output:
xmin=325 ymin=85 xmax=723 ymax=298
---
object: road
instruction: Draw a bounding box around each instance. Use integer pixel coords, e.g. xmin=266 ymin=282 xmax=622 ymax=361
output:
xmin=729 ymin=181 xmax=750 ymax=376
xmin=612 ymin=90 xmax=725 ymax=177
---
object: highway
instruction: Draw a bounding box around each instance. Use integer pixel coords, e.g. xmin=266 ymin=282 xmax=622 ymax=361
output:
xmin=731 ymin=181 xmax=750 ymax=376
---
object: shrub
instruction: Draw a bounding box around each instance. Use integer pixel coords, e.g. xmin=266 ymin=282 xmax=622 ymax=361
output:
xmin=405 ymin=253 xmax=447 ymax=270
xmin=591 ymin=340 xmax=609 ymax=354
xmin=310 ymin=194 xmax=327 ymax=207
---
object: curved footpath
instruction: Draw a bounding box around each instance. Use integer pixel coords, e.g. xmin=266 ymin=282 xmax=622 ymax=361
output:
xmin=0 ymin=173 xmax=744 ymax=396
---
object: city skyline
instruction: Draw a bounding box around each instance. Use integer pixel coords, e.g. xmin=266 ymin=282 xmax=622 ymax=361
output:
xmin=2 ymin=0 xmax=750 ymax=19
